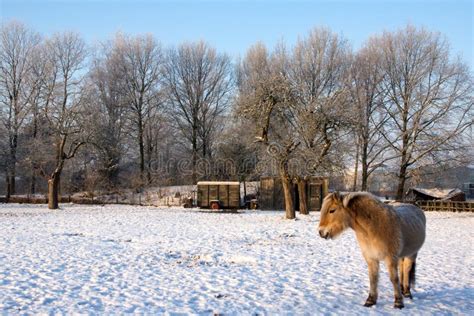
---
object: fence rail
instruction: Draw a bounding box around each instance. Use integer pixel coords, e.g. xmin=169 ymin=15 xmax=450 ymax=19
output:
xmin=414 ymin=200 xmax=474 ymax=212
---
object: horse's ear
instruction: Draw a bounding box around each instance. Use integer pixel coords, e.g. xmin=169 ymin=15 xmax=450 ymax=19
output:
xmin=333 ymin=191 xmax=342 ymax=203
xmin=343 ymin=193 xmax=359 ymax=209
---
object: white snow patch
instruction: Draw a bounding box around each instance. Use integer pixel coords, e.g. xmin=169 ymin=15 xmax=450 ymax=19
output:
xmin=0 ymin=204 xmax=472 ymax=314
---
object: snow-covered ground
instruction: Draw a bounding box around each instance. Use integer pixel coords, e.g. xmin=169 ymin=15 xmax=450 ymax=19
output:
xmin=0 ymin=204 xmax=472 ymax=314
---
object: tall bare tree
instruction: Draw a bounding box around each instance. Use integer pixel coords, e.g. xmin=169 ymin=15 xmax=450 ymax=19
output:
xmin=38 ymin=32 xmax=89 ymax=209
xmin=237 ymin=42 xmax=300 ymax=219
xmin=25 ymin=42 xmax=50 ymax=194
xmin=87 ymin=42 xmax=128 ymax=188
xmin=143 ymin=105 xmax=166 ymax=185
xmin=348 ymin=39 xmax=391 ymax=191
xmin=377 ymin=25 xmax=474 ymax=199
xmin=0 ymin=21 xmax=41 ymax=199
xmin=163 ymin=41 xmax=233 ymax=183
xmin=111 ymin=33 xmax=163 ymax=186
xmin=238 ymin=30 xmax=351 ymax=218
xmin=288 ymin=28 xmax=351 ymax=213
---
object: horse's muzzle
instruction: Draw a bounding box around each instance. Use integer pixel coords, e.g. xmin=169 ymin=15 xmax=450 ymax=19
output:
xmin=319 ymin=229 xmax=330 ymax=239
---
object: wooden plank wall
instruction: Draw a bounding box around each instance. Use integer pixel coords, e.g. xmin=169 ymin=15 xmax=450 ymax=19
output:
xmin=197 ymin=184 xmax=240 ymax=209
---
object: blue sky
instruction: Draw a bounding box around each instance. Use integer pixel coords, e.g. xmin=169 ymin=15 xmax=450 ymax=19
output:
xmin=1 ymin=0 xmax=473 ymax=67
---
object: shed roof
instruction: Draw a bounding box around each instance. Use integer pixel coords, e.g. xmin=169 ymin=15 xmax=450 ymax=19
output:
xmin=410 ymin=187 xmax=465 ymax=200
xmin=197 ymin=181 xmax=240 ymax=186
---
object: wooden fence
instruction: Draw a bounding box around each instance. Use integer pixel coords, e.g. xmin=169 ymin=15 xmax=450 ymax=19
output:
xmin=414 ymin=200 xmax=474 ymax=212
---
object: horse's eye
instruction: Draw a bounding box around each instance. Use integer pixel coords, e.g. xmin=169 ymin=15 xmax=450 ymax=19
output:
xmin=329 ymin=209 xmax=336 ymax=214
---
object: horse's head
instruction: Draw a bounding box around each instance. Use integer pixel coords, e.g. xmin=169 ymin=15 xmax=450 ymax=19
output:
xmin=318 ymin=191 xmax=352 ymax=240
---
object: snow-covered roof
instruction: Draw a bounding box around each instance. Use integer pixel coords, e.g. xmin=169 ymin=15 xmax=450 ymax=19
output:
xmin=197 ymin=181 xmax=240 ymax=186
xmin=411 ymin=187 xmax=464 ymax=200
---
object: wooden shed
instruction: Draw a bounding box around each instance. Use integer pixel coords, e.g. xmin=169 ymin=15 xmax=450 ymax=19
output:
xmin=197 ymin=181 xmax=241 ymax=209
xmin=259 ymin=176 xmax=329 ymax=212
xmin=409 ymin=187 xmax=466 ymax=202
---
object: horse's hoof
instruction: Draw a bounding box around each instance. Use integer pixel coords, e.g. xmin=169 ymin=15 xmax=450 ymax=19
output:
xmin=363 ymin=301 xmax=376 ymax=307
xmin=364 ymin=296 xmax=377 ymax=307
xmin=394 ymin=302 xmax=404 ymax=309
xmin=403 ymin=291 xmax=413 ymax=299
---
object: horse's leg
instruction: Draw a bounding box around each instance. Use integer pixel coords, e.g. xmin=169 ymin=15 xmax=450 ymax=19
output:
xmin=398 ymin=258 xmax=405 ymax=294
xmin=363 ymin=258 xmax=379 ymax=307
xmin=402 ymin=255 xmax=417 ymax=298
xmin=385 ymin=256 xmax=404 ymax=309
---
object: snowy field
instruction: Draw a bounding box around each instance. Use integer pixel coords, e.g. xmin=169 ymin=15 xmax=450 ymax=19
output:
xmin=0 ymin=204 xmax=473 ymax=315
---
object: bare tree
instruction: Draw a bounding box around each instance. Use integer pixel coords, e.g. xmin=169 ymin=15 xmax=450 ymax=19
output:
xmin=37 ymin=32 xmax=89 ymax=209
xmin=238 ymin=30 xmax=351 ymax=218
xmin=87 ymin=42 xmax=128 ymax=189
xmin=0 ymin=21 xmax=41 ymax=199
xmin=347 ymin=39 xmax=391 ymax=191
xmin=377 ymin=25 xmax=474 ymax=199
xmin=144 ymin=106 xmax=166 ymax=185
xmin=25 ymin=42 xmax=49 ymax=194
xmin=237 ymin=42 xmax=300 ymax=219
xmin=163 ymin=41 xmax=233 ymax=183
xmin=111 ymin=33 xmax=163 ymax=186
xmin=288 ymin=28 xmax=351 ymax=213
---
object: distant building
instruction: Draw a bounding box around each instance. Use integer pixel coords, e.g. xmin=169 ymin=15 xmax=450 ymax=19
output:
xmin=259 ymin=176 xmax=329 ymax=212
xmin=462 ymin=183 xmax=474 ymax=199
xmin=408 ymin=187 xmax=466 ymax=202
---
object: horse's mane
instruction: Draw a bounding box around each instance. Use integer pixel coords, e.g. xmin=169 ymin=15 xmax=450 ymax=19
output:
xmin=328 ymin=191 xmax=393 ymax=222
xmin=342 ymin=192 xmax=397 ymax=228
xmin=342 ymin=192 xmax=379 ymax=209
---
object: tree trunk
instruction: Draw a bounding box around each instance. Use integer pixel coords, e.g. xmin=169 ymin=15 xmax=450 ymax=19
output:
xmin=279 ymin=161 xmax=295 ymax=219
xmin=353 ymin=137 xmax=360 ymax=191
xmin=30 ymin=171 xmax=36 ymax=195
xmin=192 ymin=126 xmax=198 ymax=184
xmin=9 ymin=133 xmax=18 ymax=196
xmin=202 ymin=136 xmax=207 ymax=158
xmin=361 ymin=161 xmax=368 ymax=191
xmin=9 ymin=175 xmax=15 ymax=197
xmin=360 ymin=140 xmax=369 ymax=191
xmin=396 ymin=164 xmax=407 ymax=200
xmin=48 ymin=173 xmax=61 ymax=209
xmin=5 ymin=175 xmax=11 ymax=202
xmin=138 ymin=118 xmax=145 ymax=183
xmin=31 ymin=105 xmax=38 ymax=195
xmin=146 ymin=141 xmax=152 ymax=185
xmin=297 ymin=177 xmax=309 ymax=215
xmin=243 ymin=179 xmax=247 ymax=203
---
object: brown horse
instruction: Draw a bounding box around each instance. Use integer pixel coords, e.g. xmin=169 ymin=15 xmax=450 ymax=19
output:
xmin=318 ymin=192 xmax=426 ymax=309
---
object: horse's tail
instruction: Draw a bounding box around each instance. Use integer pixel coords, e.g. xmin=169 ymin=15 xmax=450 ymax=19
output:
xmin=409 ymin=259 xmax=416 ymax=288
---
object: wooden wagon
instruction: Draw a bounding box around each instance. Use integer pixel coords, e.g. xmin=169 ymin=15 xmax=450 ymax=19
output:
xmin=197 ymin=181 xmax=241 ymax=209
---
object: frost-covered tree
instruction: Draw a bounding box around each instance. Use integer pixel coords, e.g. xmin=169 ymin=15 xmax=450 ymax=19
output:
xmin=237 ymin=42 xmax=300 ymax=218
xmin=347 ymin=39 xmax=391 ymax=191
xmin=377 ymin=25 xmax=474 ymax=199
xmin=87 ymin=41 xmax=128 ymax=189
xmin=163 ymin=41 xmax=233 ymax=183
xmin=238 ymin=29 xmax=351 ymax=218
xmin=38 ymin=32 xmax=89 ymax=209
xmin=0 ymin=21 xmax=41 ymax=199
xmin=288 ymin=28 xmax=351 ymax=213
xmin=110 ymin=33 xmax=163 ymax=186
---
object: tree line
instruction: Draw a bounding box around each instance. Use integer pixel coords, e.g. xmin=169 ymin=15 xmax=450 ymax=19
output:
xmin=1 ymin=21 xmax=472 ymax=212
